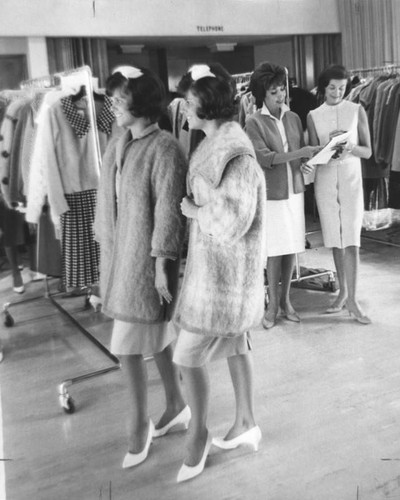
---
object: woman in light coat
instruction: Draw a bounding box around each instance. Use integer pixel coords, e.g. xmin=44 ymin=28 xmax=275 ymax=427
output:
xmin=173 ymin=64 xmax=267 ymax=482
xmin=95 ymin=66 xmax=189 ymax=469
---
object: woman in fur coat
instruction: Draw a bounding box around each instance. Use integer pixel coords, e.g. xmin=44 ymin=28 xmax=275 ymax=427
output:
xmin=172 ymin=64 xmax=267 ymax=482
xmin=95 ymin=66 xmax=190 ymax=469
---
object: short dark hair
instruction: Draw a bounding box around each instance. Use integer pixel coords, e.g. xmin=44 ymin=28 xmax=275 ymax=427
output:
xmin=317 ymin=65 xmax=350 ymax=100
xmin=188 ymin=63 xmax=235 ymax=120
xmin=250 ymin=62 xmax=287 ymax=109
xmin=106 ymin=67 xmax=165 ymax=123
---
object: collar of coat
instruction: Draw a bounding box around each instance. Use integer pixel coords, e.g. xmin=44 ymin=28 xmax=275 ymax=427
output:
xmin=115 ymin=123 xmax=159 ymax=171
xmin=189 ymin=120 xmax=256 ymax=189
xmin=61 ymin=95 xmax=116 ymax=138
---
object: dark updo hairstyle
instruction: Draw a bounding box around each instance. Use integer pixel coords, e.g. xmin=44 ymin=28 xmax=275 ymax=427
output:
xmin=250 ymin=62 xmax=287 ymax=109
xmin=317 ymin=64 xmax=351 ymax=103
xmin=106 ymin=67 xmax=166 ymax=123
xmin=179 ymin=63 xmax=236 ymax=121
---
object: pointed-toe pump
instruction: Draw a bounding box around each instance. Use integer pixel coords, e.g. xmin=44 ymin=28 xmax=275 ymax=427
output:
xmin=346 ymin=303 xmax=371 ymax=325
xmin=325 ymin=299 xmax=347 ymax=314
xmin=348 ymin=310 xmax=371 ymax=325
xmin=122 ymin=420 xmax=154 ymax=469
xmin=153 ymin=405 xmax=191 ymax=438
xmin=212 ymin=425 xmax=262 ymax=451
xmin=177 ymin=433 xmax=213 ymax=483
xmin=283 ymin=310 xmax=301 ymax=323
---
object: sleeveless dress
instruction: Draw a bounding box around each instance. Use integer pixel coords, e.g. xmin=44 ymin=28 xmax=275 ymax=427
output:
xmin=309 ymin=100 xmax=363 ymax=248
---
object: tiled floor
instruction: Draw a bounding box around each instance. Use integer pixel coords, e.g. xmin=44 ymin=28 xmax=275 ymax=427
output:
xmin=0 ymin=228 xmax=399 ymax=500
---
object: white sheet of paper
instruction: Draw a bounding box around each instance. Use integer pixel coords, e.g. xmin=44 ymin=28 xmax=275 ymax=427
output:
xmin=307 ymin=131 xmax=351 ymax=166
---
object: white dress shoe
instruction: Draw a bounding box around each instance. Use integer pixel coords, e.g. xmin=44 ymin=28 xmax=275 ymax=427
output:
xmin=153 ymin=405 xmax=191 ymax=438
xmin=13 ymin=285 xmax=25 ymax=294
xmin=212 ymin=425 xmax=262 ymax=451
xmin=122 ymin=420 xmax=154 ymax=469
xmin=177 ymin=433 xmax=212 ymax=483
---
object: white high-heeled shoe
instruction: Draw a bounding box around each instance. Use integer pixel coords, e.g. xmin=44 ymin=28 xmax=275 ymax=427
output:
xmin=177 ymin=433 xmax=212 ymax=483
xmin=153 ymin=405 xmax=191 ymax=438
xmin=122 ymin=420 xmax=154 ymax=469
xmin=212 ymin=425 xmax=262 ymax=451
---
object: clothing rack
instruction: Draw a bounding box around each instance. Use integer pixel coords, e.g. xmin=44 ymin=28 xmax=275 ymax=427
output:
xmin=1 ymin=66 xmax=120 ymax=413
xmin=349 ymin=63 xmax=400 ymax=77
xmin=348 ymin=64 xmax=400 ymax=248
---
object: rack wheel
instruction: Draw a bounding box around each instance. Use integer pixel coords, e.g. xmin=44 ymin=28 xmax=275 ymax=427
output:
xmin=59 ymin=394 xmax=75 ymax=414
xmin=4 ymin=311 xmax=14 ymax=327
xmin=328 ymin=280 xmax=338 ymax=292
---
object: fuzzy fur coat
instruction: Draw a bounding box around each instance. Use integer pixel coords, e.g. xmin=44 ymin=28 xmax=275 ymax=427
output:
xmin=173 ymin=121 xmax=267 ymax=337
xmin=94 ymin=124 xmax=187 ymax=323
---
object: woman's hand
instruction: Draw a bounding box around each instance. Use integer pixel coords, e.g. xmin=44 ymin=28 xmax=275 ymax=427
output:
xmin=180 ymin=196 xmax=199 ymax=219
xmin=300 ymin=145 xmax=323 ymax=159
xmin=155 ymin=257 xmax=172 ymax=305
xmin=300 ymin=162 xmax=315 ymax=175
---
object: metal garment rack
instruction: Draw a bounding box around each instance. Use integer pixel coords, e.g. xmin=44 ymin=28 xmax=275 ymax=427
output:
xmin=2 ymin=66 xmax=121 ymax=413
xmin=2 ymin=277 xmax=121 ymax=413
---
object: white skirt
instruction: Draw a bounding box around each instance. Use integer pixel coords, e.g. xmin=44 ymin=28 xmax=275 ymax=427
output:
xmin=266 ymin=165 xmax=305 ymax=257
xmin=173 ymin=329 xmax=252 ymax=368
xmin=111 ymin=320 xmax=176 ymax=356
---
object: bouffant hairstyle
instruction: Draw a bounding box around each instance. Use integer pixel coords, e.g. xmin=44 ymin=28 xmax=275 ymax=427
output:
xmin=106 ymin=67 xmax=165 ymax=123
xmin=179 ymin=63 xmax=236 ymax=121
xmin=250 ymin=62 xmax=287 ymax=109
xmin=317 ymin=64 xmax=351 ymax=101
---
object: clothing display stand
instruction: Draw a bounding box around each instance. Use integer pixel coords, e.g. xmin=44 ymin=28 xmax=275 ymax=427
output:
xmin=349 ymin=63 xmax=400 ymax=249
xmin=1 ymin=66 xmax=121 ymax=414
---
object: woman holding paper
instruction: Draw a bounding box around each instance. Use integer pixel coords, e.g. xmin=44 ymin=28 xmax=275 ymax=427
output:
xmin=307 ymin=65 xmax=372 ymax=324
xmin=246 ymin=62 xmax=320 ymax=329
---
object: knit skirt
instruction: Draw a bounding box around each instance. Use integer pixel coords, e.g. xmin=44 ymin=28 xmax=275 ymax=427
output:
xmin=60 ymin=189 xmax=100 ymax=288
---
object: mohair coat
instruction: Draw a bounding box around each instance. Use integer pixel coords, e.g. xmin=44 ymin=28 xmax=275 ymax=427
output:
xmin=173 ymin=121 xmax=267 ymax=337
xmin=94 ymin=124 xmax=187 ymax=323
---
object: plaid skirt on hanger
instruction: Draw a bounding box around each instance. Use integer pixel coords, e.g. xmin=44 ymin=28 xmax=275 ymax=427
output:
xmin=60 ymin=189 xmax=100 ymax=288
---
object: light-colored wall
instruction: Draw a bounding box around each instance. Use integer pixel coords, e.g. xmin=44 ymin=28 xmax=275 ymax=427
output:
xmin=0 ymin=0 xmax=339 ymax=36
xmin=0 ymin=38 xmax=27 ymax=54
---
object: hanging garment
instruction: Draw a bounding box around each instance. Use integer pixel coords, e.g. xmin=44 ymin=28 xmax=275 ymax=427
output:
xmin=59 ymin=189 xmax=100 ymax=288
xmin=388 ymin=171 xmax=400 ymax=209
xmin=36 ymin=204 xmax=62 ymax=276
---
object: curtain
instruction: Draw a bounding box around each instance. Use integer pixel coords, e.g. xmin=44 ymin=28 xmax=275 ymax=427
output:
xmin=46 ymin=38 xmax=109 ymax=87
xmin=292 ymin=34 xmax=342 ymax=90
xmin=313 ymin=34 xmax=342 ymax=82
xmin=337 ymin=0 xmax=395 ymax=70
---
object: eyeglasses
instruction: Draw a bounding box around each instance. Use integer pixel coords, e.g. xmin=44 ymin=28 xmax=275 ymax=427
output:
xmin=109 ymin=96 xmax=127 ymax=106
xmin=184 ymin=98 xmax=197 ymax=108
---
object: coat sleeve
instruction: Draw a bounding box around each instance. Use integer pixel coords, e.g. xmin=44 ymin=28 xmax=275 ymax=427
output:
xmin=197 ymin=155 xmax=258 ymax=246
xmin=245 ymin=116 xmax=276 ymax=169
xmin=150 ymin=138 xmax=187 ymax=260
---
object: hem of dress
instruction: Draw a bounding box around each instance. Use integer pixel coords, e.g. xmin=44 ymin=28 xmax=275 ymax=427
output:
xmin=102 ymin=306 xmax=165 ymax=324
xmin=172 ymin=318 xmax=262 ymax=338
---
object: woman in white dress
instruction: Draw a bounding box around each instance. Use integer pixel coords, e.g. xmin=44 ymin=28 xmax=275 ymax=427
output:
xmin=246 ymin=62 xmax=321 ymax=329
xmin=306 ymin=65 xmax=372 ymax=323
